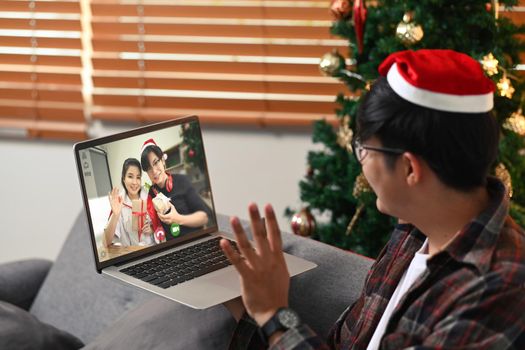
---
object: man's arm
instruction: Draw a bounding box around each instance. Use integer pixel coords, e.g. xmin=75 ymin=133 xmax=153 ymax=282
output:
xmin=220 ymin=203 xmax=331 ymax=349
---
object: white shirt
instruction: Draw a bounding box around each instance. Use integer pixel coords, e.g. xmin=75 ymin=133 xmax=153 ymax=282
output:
xmin=111 ymin=188 xmax=154 ymax=247
xmin=367 ymin=239 xmax=429 ymax=350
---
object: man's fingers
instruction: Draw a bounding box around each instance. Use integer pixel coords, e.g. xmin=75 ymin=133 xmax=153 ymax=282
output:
xmin=265 ymin=204 xmax=283 ymax=253
xmin=169 ymin=202 xmax=177 ymax=212
xmin=220 ymin=238 xmax=249 ymax=276
xmin=248 ymin=203 xmax=270 ymax=256
xmin=230 ymin=216 xmax=259 ymax=266
xmin=158 ymin=211 xmax=169 ymax=223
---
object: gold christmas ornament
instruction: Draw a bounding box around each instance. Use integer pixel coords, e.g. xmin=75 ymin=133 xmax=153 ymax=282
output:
xmin=346 ymin=173 xmax=372 ymax=235
xmin=337 ymin=116 xmax=353 ymax=153
xmin=481 ymin=53 xmax=499 ymax=76
xmin=503 ymin=109 xmax=525 ymax=136
xmin=495 ymin=163 xmax=513 ymax=198
xmin=497 ymin=75 xmax=515 ymax=99
xmin=319 ymin=50 xmax=346 ymax=77
xmin=396 ymin=12 xmax=424 ymax=46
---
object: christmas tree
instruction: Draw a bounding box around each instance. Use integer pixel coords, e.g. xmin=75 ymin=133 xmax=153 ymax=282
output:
xmin=289 ymin=0 xmax=525 ymax=258
xmin=181 ymin=121 xmax=205 ymax=173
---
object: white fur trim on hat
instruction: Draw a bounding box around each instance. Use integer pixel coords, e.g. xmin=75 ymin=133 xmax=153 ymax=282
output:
xmin=386 ymin=63 xmax=494 ymax=113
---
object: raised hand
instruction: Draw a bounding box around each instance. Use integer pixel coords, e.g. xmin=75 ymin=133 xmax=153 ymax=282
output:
xmin=108 ymin=187 xmax=124 ymax=216
xmin=220 ymin=203 xmax=290 ymax=327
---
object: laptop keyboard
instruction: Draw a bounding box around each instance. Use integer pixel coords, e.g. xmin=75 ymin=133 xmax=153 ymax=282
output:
xmin=119 ymin=237 xmax=238 ymax=289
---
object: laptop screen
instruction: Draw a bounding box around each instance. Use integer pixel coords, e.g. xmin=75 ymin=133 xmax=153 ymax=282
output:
xmin=75 ymin=116 xmax=217 ymax=270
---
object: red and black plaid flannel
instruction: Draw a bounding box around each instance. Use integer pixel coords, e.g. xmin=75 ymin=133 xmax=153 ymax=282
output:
xmin=229 ymin=178 xmax=525 ymax=349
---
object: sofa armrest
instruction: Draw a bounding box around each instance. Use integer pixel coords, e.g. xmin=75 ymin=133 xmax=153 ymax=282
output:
xmin=0 ymin=259 xmax=53 ymax=310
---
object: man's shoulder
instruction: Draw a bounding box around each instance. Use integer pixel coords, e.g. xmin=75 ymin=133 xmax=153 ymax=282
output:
xmin=172 ymin=173 xmax=188 ymax=180
xmin=491 ymin=216 xmax=525 ymax=284
xmin=171 ymin=174 xmax=192 ymax=188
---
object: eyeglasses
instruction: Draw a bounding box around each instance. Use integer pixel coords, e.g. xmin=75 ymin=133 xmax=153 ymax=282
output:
xmin=145 ymin=157 xmax=163 ymax=172
xmin=351 ymin=138 xmax=405 ymax=163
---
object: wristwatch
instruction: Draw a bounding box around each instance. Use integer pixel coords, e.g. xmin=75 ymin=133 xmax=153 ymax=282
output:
xmin=260 ymin=307 xmax=301 ymax=343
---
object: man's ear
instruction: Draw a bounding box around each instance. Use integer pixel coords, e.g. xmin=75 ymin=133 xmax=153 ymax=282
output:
xmin=401 ymin=152 xmax=422 ymax=186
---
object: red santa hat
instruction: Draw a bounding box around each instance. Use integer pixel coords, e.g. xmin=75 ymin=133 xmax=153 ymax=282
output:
xmin=378 ymin=49 xmax=495 ymax=113
xmin=141 ymin=138 xmax=167 ymax=160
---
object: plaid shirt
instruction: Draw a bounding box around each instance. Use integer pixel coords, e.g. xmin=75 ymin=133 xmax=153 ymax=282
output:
xmin=229 ymin=178 xmax=525 ymax=349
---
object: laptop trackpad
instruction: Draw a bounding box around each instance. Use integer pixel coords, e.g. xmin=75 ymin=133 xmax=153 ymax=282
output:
xmin=165 ymin=266 xmax=241 ymax=309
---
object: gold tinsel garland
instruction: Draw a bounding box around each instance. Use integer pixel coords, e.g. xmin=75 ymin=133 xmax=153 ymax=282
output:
xmin=337 ymin=116 xmax=353 ymax=153
xmin=346 ymin=173 xmax=372 ymax=235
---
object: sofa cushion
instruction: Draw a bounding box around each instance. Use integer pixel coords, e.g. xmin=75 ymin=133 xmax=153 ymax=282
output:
xmin=84 ymin=298 xmax=236 ymax=350
xmin=30 ymin=213 xmax=153 ymax=344
xmin=0 ymin=301 xmax=83 ymax=349
xmin=0 ymin=259 xmax=52 ymax=310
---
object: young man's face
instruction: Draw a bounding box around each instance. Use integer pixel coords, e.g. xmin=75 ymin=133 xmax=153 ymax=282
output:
xmin=359 ymin=137 xmax=408 ymax=218
xmin=146 ymin=151 xmax=167 ymax=187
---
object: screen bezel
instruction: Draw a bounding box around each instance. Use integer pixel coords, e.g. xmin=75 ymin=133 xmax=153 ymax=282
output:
xmin=73 ymin=115 xmax=218 ymax=272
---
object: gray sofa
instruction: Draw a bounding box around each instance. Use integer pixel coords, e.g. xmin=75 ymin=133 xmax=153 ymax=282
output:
xmin=0 ymin=212 xmax=373 ymax=349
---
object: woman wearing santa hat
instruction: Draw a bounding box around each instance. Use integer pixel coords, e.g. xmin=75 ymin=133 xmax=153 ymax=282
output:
xmin=140 ymin=139 xmax=211 ymax=242
xmin=103 ymin=158 xmax=154 ymax=247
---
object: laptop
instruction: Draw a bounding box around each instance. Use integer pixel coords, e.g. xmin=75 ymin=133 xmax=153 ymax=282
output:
xmin=74 ymin=115 xmax=316 ymax=309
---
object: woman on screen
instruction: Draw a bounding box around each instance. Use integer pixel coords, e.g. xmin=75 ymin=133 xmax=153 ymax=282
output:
xmin=140 ymin=138 xmax=211 ymax=241
xmin=104 ymin=158 xmax=155 ymax=247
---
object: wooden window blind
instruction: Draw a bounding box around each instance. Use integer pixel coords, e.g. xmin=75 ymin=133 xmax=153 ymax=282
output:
xmin=89 ymin=0 xmax=347 ymax=127
xmin=1 ymin=2 xmax=524 ymax=140
xmin=0 ymin=0 xmax=86 ymax=140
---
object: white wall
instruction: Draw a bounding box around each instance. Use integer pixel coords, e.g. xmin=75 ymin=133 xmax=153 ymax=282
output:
xmin=0 ymin=124 xmax=319 ymax=264
xmin=101 ymin=123 xmax=184 ymax=189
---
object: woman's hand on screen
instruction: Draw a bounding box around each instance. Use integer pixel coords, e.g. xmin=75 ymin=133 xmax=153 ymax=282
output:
xmin=108 ymin=187 xmax=123 ymax=216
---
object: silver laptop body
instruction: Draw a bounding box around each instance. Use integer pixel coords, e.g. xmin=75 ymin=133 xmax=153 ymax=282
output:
xmin=74 ymin=116 xmax=316 ymax=309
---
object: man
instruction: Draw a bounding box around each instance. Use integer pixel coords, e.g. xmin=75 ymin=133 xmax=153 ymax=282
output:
xmin=220 ymin=49 xmax=525 ymax=349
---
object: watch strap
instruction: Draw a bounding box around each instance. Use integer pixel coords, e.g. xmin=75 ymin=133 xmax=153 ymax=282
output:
xmin=259 ymin=307 xmax=299 ymax=343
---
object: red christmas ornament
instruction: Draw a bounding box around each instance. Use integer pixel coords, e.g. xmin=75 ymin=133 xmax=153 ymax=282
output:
xmin=353 ymin=0 xmax=367 ymax=54
xmin=188 ymin=149 xmax=195 ymax=158
xmin=306 ymin=166 xmax=314 ymax=178
xmin=330 ymin=0 xmax=351 ymax=20
xmin=485 ymin=2 xmax=492 ymax=12
xmin=291 ymin=208 xmax=316 ymax=237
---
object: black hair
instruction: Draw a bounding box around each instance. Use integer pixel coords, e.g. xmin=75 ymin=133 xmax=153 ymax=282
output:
xmin=140 ymin=145 xmax=164 ymax=172
xmin=356 ymin=77 xmax=499 ymax=192
xmin=121 ymin=158 xmax=142 ymax=196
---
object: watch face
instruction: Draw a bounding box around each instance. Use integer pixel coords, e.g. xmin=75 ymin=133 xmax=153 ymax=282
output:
xmin=277 ymin=308 xmax=301 ymax=328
